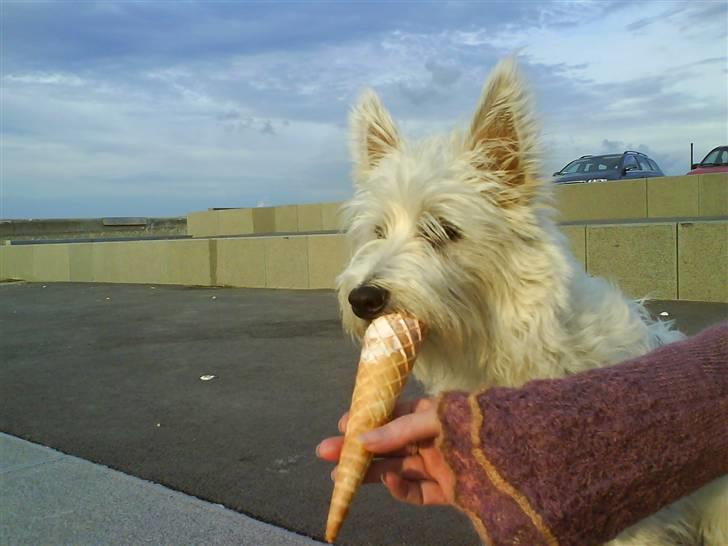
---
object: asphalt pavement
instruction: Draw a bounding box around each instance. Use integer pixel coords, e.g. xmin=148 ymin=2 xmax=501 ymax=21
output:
xmin=1 ymin=282 xmax=726 ymax=546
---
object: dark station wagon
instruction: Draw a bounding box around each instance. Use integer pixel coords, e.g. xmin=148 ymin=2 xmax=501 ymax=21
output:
xmin=553 ymin=151 xmax=664 ymax=184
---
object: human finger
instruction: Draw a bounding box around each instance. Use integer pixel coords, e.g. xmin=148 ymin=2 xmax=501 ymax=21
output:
xmin=358 ymin=410 xmax=440 ymax=453
xmin=329 ymin=454 xmax=428 ymax=483
xmin=337 ymin=413 xmax=348 ymax=434
xmin=317 ymin=435 xmax=428 ymax=463
xmin=316 ymin=436 xmax=344 ymax=462
xmin=338 ymin=397 xmax=434 ymax=434
xmin=381 ymin=471 xmax=450 ymax=506
xmin=362 ymin=455 xmax=431 ymax=483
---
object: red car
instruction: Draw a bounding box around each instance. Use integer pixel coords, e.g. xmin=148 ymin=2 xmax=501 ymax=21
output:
xmin=687 ymin=145 xmax=728 ymax=175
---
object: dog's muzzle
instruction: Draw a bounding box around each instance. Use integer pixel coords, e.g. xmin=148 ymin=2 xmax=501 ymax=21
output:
xmin=348 ymin=285 xmax=389 ymax=320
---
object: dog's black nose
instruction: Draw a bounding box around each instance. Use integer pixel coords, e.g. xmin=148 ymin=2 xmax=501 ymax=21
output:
xmin=348 ymin=285 xmax=389 ymax=320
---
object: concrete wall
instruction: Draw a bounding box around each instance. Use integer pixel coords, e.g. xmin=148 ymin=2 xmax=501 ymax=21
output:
xmin=1 ymin=217 xmax=187 ymax=243
xmin=3 ymin=221 xmax=726 ymax=301
xmin=1 ymin=240 xmax=211 ymax=286
xmin=677 ymin=221 xmax=727 ymax=302
xmin=587 ymin=223 xmax=677 ymax=300
xmin=557 ymin=173 xmax=727 ymax=222
xmin=188 ymin=202 xmax=343 ymax=237
xmin=556 ymin=179 xmax=648 ymax=222
xmin=185 ymin=174 xmax=727 ymax=237
xmin=1 ymin=235 xmax=351 ymax=290
xmin=559 ymin=225 xmax=586 ymax=269
xmin=582 ymin=220 xmax=726 ymax=302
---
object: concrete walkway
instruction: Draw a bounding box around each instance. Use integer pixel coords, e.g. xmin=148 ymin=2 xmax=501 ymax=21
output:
xmin=1 ymin=433 xmax=323 ymax=545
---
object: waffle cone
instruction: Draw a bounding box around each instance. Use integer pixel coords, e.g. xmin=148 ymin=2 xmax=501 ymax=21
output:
xmin=325 ymin=313 xmax=426 ymax=543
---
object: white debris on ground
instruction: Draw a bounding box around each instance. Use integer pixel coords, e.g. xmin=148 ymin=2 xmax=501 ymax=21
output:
xmin=269 ymin=455 xmax=303 ymax=474
xmin=200 ymin=375 xmax=216 ymax=381
xmin=660 ymin=311 xmax=670 ymax=317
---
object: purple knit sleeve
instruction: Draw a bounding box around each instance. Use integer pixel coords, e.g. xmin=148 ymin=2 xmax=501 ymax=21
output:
xmin=437 ymin=322 xmax=728 ymax=546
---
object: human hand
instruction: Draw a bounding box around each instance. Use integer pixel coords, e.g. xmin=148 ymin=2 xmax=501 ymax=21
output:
xmin=316 ymin=397 xmax=456 ymax=506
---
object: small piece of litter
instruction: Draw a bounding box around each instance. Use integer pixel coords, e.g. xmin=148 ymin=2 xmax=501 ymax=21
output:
xmin=42 ymin=285 xmax=47 ymax=288
xmin=106 ymin=297 xmax=111 ymax=301
xmin=156 ymin=423 xmax=161 ymax=427
xmin=200 ymin=375 xmax=216 ymax=381
xmin=211 ymin=296 xmax=217 ymax=300
xmin=659 ymin=311 xmax=669 ymax=317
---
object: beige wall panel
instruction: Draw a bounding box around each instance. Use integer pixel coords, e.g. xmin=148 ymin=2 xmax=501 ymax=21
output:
xmin=678 ymin=221 xmax=728 ymax=303
xmin=699 ymin=173 xmax=728 ymax=216
xmin=587 ymin=223 xmax=677 ymax=299
xmin=216 ymin=238 xmax=266 ymax=288
xmin=117 ymin=241 xmax=167 ymax=284
xmin=187 ymin=210 xmax=220 ymax=238
xmin=297 ymin=204 xmax=323 ymax=232
xmin=559 ymin=225 xmax=586 ymax=270
xmin=218 ymin=209 xmax=254 ymax=236
xmin=161 ymin=239 xmax=213 ymax=286
xmin=92 ymin=242 xmax=125 ymax=283
xmin=555 ymin=179 xmax=647 ymax=222
xmin=308 ymin=234 xmax=349 ymax=289
xmin=647 ymin=176 xmax=699 ymax=218
xmin=32 ymin=244 xmax=70 ymax=282
xmin=264 ymin=236 xmax=309 ymax=289
xmin=274 ymin=205 xmax=298 ymax=233
xmin=253 ymin=207 xmax=276 ymax=234
xmin=3 ymin=245 xmax=35 ymax=281
xmin=69 ymin=243 xmax=95 ymax=282
xmin=321 ymin=201 xmax=344 ymax=231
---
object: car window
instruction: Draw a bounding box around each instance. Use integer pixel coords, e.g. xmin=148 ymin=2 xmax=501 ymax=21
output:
xmin=718 ymin=149 xmax=728 ymax=165
xmin=701 ymin=149 xmax=722 ymax=165
xmin=648 ymin=159 xmax=660 ymax=171
xmin=562 ymin=161 xmax=583 ymax=174
xmin=636 ymin=156 xmax=652 ymax=171
xmin=623 ymin=155 xmax=639 ymax=170
xmin=560 ymin=155 xmax=622 ymax=174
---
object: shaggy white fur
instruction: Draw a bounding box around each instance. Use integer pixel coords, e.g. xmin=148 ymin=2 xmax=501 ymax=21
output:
xmin=336 ymin=58 xmax=727 ymax=546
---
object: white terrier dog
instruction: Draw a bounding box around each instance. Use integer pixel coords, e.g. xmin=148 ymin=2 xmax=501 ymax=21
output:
xmin=336 ymin=58 xmax=727 ymax=546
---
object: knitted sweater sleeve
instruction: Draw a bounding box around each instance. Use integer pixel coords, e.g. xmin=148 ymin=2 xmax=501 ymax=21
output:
xmin=436 ymin=322 xmax=728 ymax=546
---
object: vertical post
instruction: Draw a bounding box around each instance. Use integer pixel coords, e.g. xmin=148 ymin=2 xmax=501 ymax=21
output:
xmin=690 ymin=142 xmax=694 ymax=170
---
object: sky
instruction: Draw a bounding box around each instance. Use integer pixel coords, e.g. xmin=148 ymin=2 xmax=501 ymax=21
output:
xmin=1 ymin=0 xmax=727 ymax=219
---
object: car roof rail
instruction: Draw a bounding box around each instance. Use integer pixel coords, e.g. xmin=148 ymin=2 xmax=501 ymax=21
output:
xmin=624 ymin=150 xmax=647 ymax=156
xmin=579 ymin=155 xmax=592 ymax=158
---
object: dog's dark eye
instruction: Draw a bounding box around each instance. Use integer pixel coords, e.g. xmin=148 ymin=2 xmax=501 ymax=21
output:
xmin=374 ymin=226 xmax=385 ymax=239
xmin=421 ymin=218 xmax=461 ymax=248
xmin=441 ymin=220 xmax=461 ymax=242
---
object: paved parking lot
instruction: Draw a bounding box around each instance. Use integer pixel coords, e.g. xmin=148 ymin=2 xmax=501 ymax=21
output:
xmin=1 ymin=282 xmax=726 ymax=545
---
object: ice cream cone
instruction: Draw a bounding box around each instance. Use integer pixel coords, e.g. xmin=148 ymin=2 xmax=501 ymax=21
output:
xmin=325 ymin=313 xmax=426 ymax=543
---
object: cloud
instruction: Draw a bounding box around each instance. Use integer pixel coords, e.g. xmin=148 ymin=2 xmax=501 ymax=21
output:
xmin=425 ymin=60 xmax=462 ymax=88
xmin=601 ymin=139 xmax=623 ymax=153
xmin=1 ymin=0 xmax=725 ymax=218
xmin=624 ymin=4 xmax=688 ymax=31
xmin=260 ymin=120 xmax=275 ymax=136
xmin=5 ymin=72 xmax=85 ymax=86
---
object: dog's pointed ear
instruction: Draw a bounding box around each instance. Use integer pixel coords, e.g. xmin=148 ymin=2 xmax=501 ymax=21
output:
xmin=349 ymin=89 xmax=400 ymax=181
xmin=465 ymin=58 xmax=539 ymax=202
